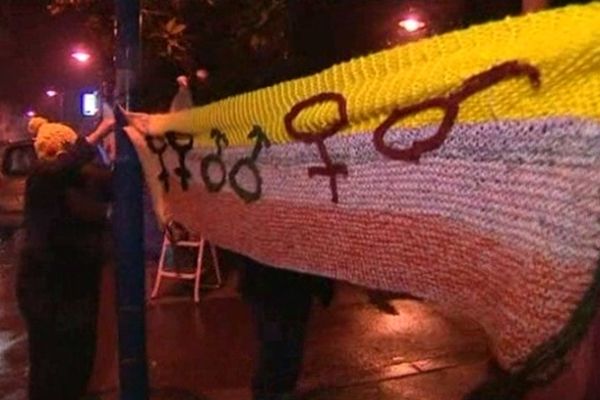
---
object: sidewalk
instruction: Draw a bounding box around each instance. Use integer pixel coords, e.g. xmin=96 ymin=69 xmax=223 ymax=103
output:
xmin=0 ymin=246 xmax=491 ymax=400
xmin=140 ymin=253 xmax=490 ymax=400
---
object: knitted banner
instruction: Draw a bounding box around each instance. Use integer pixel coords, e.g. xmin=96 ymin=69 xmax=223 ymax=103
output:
xmin=126 ymin=4 xmax=600 ymax=398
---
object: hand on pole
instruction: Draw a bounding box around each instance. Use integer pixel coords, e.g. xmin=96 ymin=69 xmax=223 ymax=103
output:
xmin=120 ymin=105 xmax=150 ymax=135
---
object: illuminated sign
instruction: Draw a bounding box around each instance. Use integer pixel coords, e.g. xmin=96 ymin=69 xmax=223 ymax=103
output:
xmin=82 ymin=92 xmax=99 ymax=116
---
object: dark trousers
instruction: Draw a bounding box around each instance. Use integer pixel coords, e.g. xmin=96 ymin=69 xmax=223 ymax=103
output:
xmin=17 ymin=264 xmax=99 ymax=400
xmin=251 ymin=294 xmax=312 ymax=400
xmin=25 ymin=320 xmax=97 ymax=400
xmin=238 ymin=256 xmax=332 ymax=400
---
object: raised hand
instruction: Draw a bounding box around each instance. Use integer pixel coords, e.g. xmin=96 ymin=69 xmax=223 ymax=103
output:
xmin=120 ymin=105 xmax=150 ymax=135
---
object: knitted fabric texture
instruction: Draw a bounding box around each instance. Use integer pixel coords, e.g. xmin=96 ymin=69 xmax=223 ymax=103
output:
xmin=126 ymin=4 xmax=600 ymax=399
xmin=29 ymin=117 xmax=78 ymax=160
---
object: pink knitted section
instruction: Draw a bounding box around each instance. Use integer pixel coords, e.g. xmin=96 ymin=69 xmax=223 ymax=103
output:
xmin=165 ymin=185 xmax=592 ymax=370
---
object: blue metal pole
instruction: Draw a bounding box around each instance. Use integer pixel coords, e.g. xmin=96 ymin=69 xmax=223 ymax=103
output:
xmin=113 ymin=1 xmax=149 ymax=399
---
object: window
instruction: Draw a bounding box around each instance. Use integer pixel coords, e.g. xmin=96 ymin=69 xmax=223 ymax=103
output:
xmin=3 ymin=144 xmax=37 ymax=177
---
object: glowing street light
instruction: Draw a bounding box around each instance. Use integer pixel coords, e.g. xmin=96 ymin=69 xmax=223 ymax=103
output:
xmin=71 ymin=50 xmax=91 ymax=63
xmin=26 ymin=110 xmax=36 ymax=118
xmin=398 ymin=16 xmax=426 ymax=33
xmin=44 ymin=89 xmax=65 ymax=119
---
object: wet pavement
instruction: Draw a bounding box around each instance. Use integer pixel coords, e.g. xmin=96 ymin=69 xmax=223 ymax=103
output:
xmin=0 ymin=239 xmax=28 ymax=400
xmin=0 ymin=239 xmax=491 ymax=400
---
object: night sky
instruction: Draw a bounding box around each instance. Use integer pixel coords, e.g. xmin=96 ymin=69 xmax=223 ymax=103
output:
xmin=0 ymin=0 xmax=89 ymax=112
xmin=1 ymin=0 xmax=585 ymax=114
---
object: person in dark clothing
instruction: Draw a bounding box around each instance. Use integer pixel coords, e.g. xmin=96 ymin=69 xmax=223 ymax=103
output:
xmin=17 ymin=116 xmax=114 ymax=400
xmin=238 ymin=256 xmax=334 ymax=400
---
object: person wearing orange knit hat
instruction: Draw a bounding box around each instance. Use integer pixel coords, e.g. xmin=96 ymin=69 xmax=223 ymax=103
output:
xmin=17 ymin=115 xmax=114 ymax=400
xmin=28 ymin=117 xmax=79 ymax=160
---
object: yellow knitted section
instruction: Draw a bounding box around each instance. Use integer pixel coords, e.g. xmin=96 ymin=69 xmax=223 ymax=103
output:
xmin=147 ymin=4 xmax=600 ymax=147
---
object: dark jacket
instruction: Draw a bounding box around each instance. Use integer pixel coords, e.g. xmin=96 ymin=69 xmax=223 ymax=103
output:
xmin=17 ymin=138 xmax=112 ymax=325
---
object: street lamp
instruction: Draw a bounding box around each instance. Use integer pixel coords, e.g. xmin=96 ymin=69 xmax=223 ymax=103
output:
xmin=45 ymin=89 xmax=65 ymax=120
xmin=71 ymin=50 xmax=91 ymax=64
xmin=398 ymin=16 xmax=426 ymax=33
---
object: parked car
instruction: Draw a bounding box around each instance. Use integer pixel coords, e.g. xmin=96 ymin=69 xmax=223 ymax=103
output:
xmin=0 ymin=140 xmax=36 ymax=238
